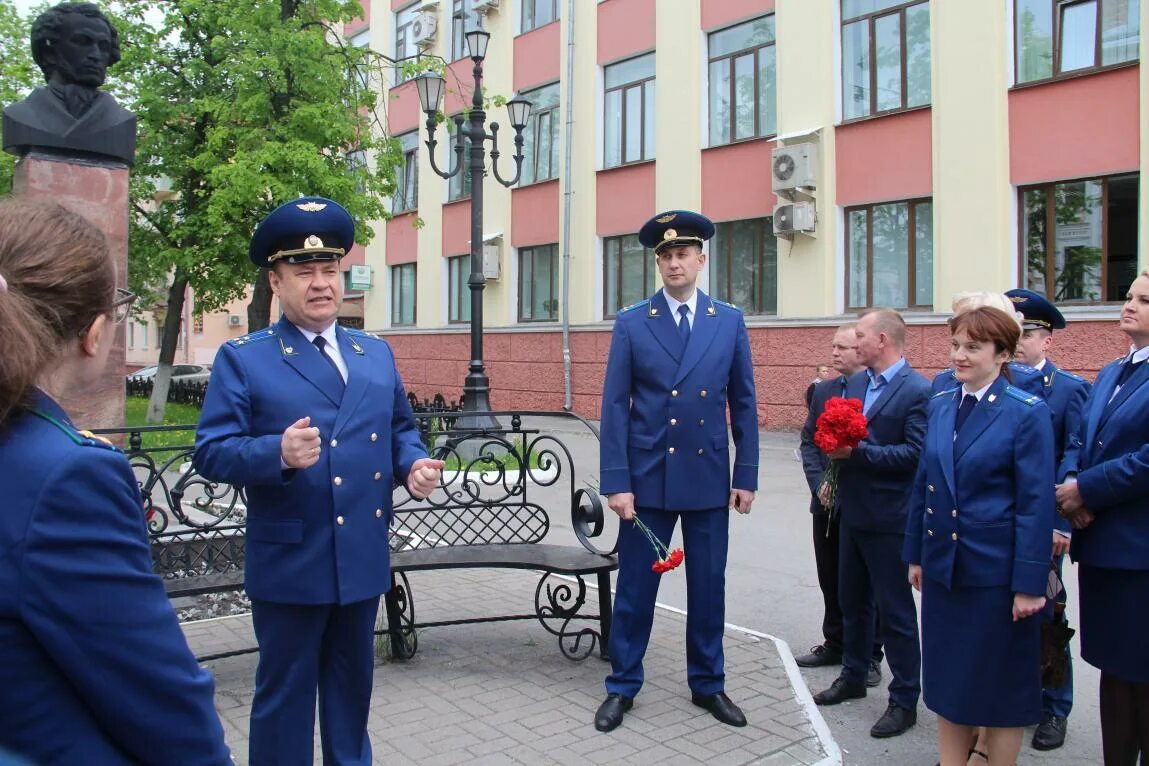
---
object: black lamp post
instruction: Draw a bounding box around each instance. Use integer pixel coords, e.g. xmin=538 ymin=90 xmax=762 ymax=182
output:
xmin=415 ymin=29 xmax=532 ymax=420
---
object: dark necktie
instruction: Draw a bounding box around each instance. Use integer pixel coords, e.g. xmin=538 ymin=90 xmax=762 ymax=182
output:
xmin=838 ymin=375 xmax=848 ymax=398
xmin=1114 ymin=358 xmax=1143 ymax=389
xmin=313 ymin=336 xmax=345 ymax=387
xmin=954 ymin=394 xmax=977 ymax=434
xmin=677 ymin=304 xmax=691 ymax=346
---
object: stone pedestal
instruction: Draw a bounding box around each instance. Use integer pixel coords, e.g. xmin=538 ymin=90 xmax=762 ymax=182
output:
xmin=13 ymin=152 xmax=129 ymax=431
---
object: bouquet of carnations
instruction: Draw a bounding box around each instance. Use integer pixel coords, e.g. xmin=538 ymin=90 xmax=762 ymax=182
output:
xmin=632 ymin=514 xmax=684 ymax=574
xmin=813 ymin=397 xmax=868 ymax=521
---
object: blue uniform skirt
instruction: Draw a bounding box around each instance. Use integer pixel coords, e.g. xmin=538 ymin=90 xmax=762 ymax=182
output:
xmin=921 ymin=576 xmax=1042 ymax=727
xmin=1079 ymin=564 xmax=1149 ymax=683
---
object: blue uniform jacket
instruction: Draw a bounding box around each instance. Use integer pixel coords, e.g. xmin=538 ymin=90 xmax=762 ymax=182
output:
xmin=835 ymin=363 xmax=931 ymax=533
xmin=195 ymin=318 xmax=427 ymax=605
xmin=599 ymin=289 xmax=758 ymax=510
xmin=931 ymin=361 xmax=1044 ymax=397
xmin=1059 ymin=357 xmax=1149 ymax=570
xmin=0 ymin=392 xmax=230 ymax=765
xmin=1039 ymin=360 xmax=1091 ymax=535
xmin=905 ymin=378 xmax=1055 ymax=594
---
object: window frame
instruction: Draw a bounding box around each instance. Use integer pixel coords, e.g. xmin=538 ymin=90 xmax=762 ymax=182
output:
xmin=447 ymin=118 xmax=473 ymax=201
xmin=840 ymin=0 xmax=931 ymax=121
xmin=1017 ymin=172 xmax=1140 ymax=304
xmin=1013 ymin=0 xmax=1141 ymax=86
xmin=393 ymin=2 xmax=421 ymax=87
xmin=391 ymin=263 xmax=417 ymax=326
xmin=392 ymin=132 xmax=419 ymax=213
xmin=518 ymin=244 xmax=559 ymax=322
xmin=447 ymin=254 xmax=471 ymax=324
xmin=709 ymin=217 xmax=778 ymax=316
xmin=602 ymin=234 xmax=657 ymax=319
xmin=450 ymin=0 xmax=480 ymax=62
xmin=844 ymin=197 xmax=934 ymax=311
xmin=603 ymin=53 xmax=656 ymax=168
xmin=707 ymin=15 xmax=778 ymax=146
xmin=521 ymin=0 xmax=559 ymax=34
xmin=520 ymin=82 xmax=560 ymax=186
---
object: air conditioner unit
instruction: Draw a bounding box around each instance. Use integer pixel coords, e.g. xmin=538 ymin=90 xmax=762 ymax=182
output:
xmin=482 ymin=243 xmax=500 ymax=280
xmin=227 ymin=315 xmax=243 ymax=327
xmin=773 ymin=201 xmax=816 ymax=237
xmin=771 ymin=142 xmax=818 ymax=193
xmin=472 ymin=0 xmax=500 ymax=11
xmin=411 ymin=11 xmax=438 ymax=48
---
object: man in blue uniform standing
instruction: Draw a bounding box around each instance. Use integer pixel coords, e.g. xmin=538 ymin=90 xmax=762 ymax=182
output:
xmin=595 ymin=210 xmax=759 ymax=733
xmin=1006 ymin=288 xmax=1091 ymax=752
xmin=195 ymin=197 xmax=443 ymax=765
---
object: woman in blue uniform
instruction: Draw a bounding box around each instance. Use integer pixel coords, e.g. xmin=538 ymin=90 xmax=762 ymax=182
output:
xmin=0 ymin=200 xmax=231 ymax=765
xmin=905 ymin=306 xmax=1055 ymax=766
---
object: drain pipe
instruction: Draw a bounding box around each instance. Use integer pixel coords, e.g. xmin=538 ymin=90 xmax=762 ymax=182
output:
xmin=559 ymin=0 xmax=576 ymax=410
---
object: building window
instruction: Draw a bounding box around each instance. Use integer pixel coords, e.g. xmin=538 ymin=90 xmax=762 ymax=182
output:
xmin=349 ymin=27 xmax=370 ymax=91
xmin=394 ymin=2 xmax=421 ymax=86
xmin=450 ymin=0 xmax=480 ymax=62
xmin=520 ymin=82 xmax=560 ymax=185
xmin=708 ymin=15 xmax=777 ymax=146
xmin=346 ymin=148 xmax=369 ymax=195
xmin=128 ymin=321 xmax=135 ymax=349
xmin=604 ymin=53 xmax=655 ymax=168
xmin=846 ymin=198 xmax=934 ymax=310
xmin=447 ymin=119 xmax=473 ymax=201
xmin=521 ymin=0 xmax=558 ymax=33
xmin=709 ymin=218 xmax=778 ymax=315
xmin=1015 ymin=0 xmax=1140 ymax=84
xmin=391 ymin=263 xmax=417 ymax=326
xmin=519 ymin=244 xmax=558 ymax=322
xmin=393 ymin=132 xmax=419 ymax=212
xmin=1021 ymin=174 xmax=1139 ymax=303
xmin=604 ymin=234 xmax=657 ymax=318
xmin=841 ymin=0 xmax=931 ymax=120
xmin=447 ymin=255 xmax=471 ymax=323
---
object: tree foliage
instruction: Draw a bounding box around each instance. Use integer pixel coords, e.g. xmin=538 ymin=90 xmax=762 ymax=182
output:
xmin=0 ymin=0 xmax=39 ymax=194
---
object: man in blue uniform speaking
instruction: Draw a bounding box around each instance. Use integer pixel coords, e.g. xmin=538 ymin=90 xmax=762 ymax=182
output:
xmin=594 ymin=209 xmax=759 ymax=733
xmin=195 ymin=197 xmax=443 ymax=765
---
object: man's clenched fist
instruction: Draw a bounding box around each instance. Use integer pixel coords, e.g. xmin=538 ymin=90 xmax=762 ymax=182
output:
xmin=281 ymin=416 xmax=322 ymax=469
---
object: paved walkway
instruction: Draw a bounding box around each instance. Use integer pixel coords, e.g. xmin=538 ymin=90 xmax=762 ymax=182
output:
xmin=185 ymin=568 xmax=840 ymax=765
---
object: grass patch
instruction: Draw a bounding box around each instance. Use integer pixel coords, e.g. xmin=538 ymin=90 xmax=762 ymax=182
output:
xmin=123 ymin=396 xmax=200 ymax=450
xmin=438 ymin=438 xmax=544 ymax=472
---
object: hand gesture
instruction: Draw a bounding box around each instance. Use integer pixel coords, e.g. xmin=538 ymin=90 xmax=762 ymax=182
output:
xmin=281 ymin=417 xmax=321 ymax=469
xmin=608 ymin=492 xmax=636 ymax=521
xmin=730 ymin=489 xmax=754 ymax=515
xmin=407 ymin=457 xmax=445 ymax=499
xmin=1012 ymin=593 xmax=1046 ymax=621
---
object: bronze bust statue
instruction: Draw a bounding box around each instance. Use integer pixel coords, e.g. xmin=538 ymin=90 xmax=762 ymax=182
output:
xmin=2 ymin=2 xmax=136 ymax=165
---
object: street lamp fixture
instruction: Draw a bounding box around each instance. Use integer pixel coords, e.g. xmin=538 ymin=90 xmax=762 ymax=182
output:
xmin=417 ymin=30 xmax=532 ymax=421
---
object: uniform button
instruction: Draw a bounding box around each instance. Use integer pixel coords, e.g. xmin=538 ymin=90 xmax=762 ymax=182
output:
xmin=376 ymin=509 xmax=383 ymax=518
xmin=951 ymin=509 xmax=958 ymax=518
xmin=926 ymin=507 xmax=933 ymax=514
xmin=375 ymin=472 xmax=382 ymax=480
xmin=671 ymin=389 xmax=679 ymax=397
xmin=670 ymin=418 xmax=678 ymax=426
xmin=330 ymin=439 xmax=338 ymax=448
xmin=699 ymin=419 xmax=705 ymax=426
xmin=1097 ymin=440 xmax=1103 ymax=448
xmin=371 ymin=433 xmax=378 ymax=442
xmin=336 ymin=516 xmax=345 ymax=526
xmin=952 ymin=532 xmax=958 ymax=541
xmin=668 ymin=447 xmax=676 ymax=455
xmin=700 ymin=389 xmax=708 ymax=398
xmin=334 ymin=476 xmax=343 ymax=486
xmin=928 ymin=529 xmax=934 ymax=536
xmin=928 ymin=484 xmax=935 ymax=492
xmin=698 ymin=448 xmax=704 ymax=455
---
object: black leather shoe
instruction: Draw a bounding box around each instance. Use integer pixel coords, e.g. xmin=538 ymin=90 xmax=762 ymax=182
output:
xmin=795 ymin=644 xmax=843 ymax=668
xmin=870 ymin=702 xmax=917 ymax=738
xmin=691 ymin=691 xmax=747 ymax=727
xmin=812 ymin=676 xmax=866 ymax=706
xmin=865 ymin=661 xmax=882 ymax=688
xmin=594 ymin=693 xmax=632 ymax=732
xmin=1032 ymin=715 xmax=1067 ymax=750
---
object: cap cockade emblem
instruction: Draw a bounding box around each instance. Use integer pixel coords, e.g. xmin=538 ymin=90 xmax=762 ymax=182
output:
xmin=662 ymin=228 xmax=678 ymax=241
xmin=296 ymin=201 xmax=328 ymax=212
xmin=305 ymin=234 xmax=325 ymax=248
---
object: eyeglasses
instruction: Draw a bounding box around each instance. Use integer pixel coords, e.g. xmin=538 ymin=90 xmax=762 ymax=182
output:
xmin=110 ymin=287 xmax=136 ymax=324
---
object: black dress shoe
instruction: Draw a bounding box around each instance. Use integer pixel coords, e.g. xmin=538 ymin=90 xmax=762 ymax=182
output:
xmin=691 ymin=691 xmax=747 ymax=727
xmin=865 ymin=661 xmax=882 ymax=688
xmin=1032 ymin=715 xmax=1067 ymax=750
xmin=795 ymin=644 xmax=843 ymax=668
xmin=594 ymin=693 xmax=632 ymax=732
xmin=870 ymin=702 xmax=916 ymax=738
xmin=812 ymin=676 xmax=866 ymax=706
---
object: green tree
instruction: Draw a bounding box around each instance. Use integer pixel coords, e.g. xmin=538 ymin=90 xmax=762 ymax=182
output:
xmin=109 ymin=0 xmax=408 ymax=422
xmin=0 ymin=0 xmax=39 ymax=194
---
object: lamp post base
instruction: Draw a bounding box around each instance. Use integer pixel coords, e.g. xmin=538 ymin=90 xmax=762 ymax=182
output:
xmin=455 ymin=371 xmax=500 ymax=431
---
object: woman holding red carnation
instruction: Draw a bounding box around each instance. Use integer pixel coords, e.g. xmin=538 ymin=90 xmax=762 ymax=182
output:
xmin=904 ymin=306 xmax=1056 ymax=766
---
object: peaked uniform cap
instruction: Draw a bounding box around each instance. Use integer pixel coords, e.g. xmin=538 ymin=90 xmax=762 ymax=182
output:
xmin=638 ymin=210 xmax=716 ymax=254
xmin=1005 ymin=288 xmax=1067 ymax=330
xmin=249 ymin=197 xmax=356 ymax=268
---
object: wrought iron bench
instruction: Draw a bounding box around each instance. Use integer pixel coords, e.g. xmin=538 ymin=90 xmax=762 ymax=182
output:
xmin=94 ymin=409 xmax=618 ymax=663
xmin=386 ymin=411 xmax=618 ymax=661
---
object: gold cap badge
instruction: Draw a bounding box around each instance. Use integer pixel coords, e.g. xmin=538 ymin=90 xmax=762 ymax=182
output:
xmin=656 ymin=213 xmax=677 ymax=224
xmin=663 ymin=228 xmax=678 ymax=241
xmin=296 ymin=202 xmax=328 ymax=212
xmin=305 ymin=234 xmax=325 ymax=248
